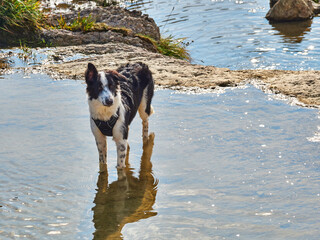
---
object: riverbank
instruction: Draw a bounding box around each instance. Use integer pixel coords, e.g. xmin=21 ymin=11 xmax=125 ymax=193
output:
xmin=37 ymin=42 xmax=319 ymax=108
xmin=0 ymin=3 xmax=319 ymax=108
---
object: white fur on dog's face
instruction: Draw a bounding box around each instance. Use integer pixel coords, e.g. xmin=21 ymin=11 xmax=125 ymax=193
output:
xmin=87 ymin=71 xmax=121 ymax=121
xmin=98 ymin=72 xmax=115 ymax=107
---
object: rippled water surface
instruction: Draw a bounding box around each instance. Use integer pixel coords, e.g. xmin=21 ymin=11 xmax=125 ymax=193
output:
xmin=0 ymin=73 xmax=319 ymax=239
xmin=126 ymin=0 xmax=320 ymax=70
xmin=41 ymin=0 xmax=320 ymax=70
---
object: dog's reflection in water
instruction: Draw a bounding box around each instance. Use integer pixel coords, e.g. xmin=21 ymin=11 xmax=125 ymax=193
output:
xmin=92 ymin=133 xmax=158 ymax=239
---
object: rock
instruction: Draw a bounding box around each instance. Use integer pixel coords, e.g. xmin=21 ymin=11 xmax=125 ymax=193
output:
xmin=266 ymin=0 xmax=314 ymax=22
xmin=40 ymin=6 xmax=160 ymax=51
xmin=1 ymin=6 xmax=160 ymax=49
xmin=47 ymin=6 xmax=160 ymax=40
xmin=41 ymin=28 xmax=157 ymax=52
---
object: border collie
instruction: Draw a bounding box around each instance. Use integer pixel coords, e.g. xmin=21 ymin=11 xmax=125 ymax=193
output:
xmin=85 ymin=62 xmax=154 ymax=168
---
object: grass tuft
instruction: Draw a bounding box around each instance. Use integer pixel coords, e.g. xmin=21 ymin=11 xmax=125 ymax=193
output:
xmin=56 ymin=13 xmax=95 ymax=32
xmin=157 ymin=35 xmax=190 ymax=61
xmin=0 ymin=0 xmax=43 ymax=32
xmin=136 ymin=34 xmax=190 ymax=61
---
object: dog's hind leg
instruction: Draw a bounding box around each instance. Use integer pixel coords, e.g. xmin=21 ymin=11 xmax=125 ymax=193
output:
xmin=139 ymin=88 xmax=154 ymax=142
xmin=139 ymin=105 xmax=150 ymax=141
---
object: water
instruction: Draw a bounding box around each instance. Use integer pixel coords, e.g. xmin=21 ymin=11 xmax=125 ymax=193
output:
xmin=1 ymin=0 xmax=320 ymax=239
xmin=126 ymin=0 xmax=320 ymax=70
xmin=0 ymin=73 xmax=319 ymax=239
xmin=40 ymin=0 xmax=320 ymax=70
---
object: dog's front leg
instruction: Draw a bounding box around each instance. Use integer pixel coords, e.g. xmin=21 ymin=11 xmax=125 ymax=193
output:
xmin=96 ymin=135 xmax=107 ymax=164
xmin=115 ymin=139 xmax=127 ymax=168
xmin=91 ymin=119 xmax=107 ymax=164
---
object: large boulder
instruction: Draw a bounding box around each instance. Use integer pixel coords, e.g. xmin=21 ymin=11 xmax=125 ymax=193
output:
xmin=47 ymin=6 xmax=160 ymax=41
xmin=266 ymin=0 xmax=314 ymax=22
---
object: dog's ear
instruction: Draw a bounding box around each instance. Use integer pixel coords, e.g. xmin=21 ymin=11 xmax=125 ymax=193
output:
xmin=107 ymin=70 xmax=125 ymax=86
xmin=85 ymin=63 xmax=98 ymax=84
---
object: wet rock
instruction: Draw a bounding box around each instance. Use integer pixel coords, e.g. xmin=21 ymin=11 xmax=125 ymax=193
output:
xmin=41 ymin=28 xmax=157 ymax=52
xmin=266 ymin=0 xmax=314 ymax=22
xmin=45 ymin=6 xmax=160 ymax=40
xmin=41 ymin=6 xmax=160 ymax=51
xmin=1 ymin=6 xmax=160 ymax=49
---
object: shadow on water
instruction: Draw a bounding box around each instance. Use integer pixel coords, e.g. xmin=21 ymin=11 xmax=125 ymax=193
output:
xmin=92 ymin=133 xmax=158 ymax=239
xmin=269 ymin=20 xmax=312 ymax=44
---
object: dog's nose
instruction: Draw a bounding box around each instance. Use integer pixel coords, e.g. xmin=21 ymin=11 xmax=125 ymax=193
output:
xmin=104 ymin=98 xmax=113 ymax=106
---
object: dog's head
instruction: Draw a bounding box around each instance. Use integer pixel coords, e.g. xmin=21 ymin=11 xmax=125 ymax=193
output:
xmin=85 ymin=63 xmax=122 ymax=107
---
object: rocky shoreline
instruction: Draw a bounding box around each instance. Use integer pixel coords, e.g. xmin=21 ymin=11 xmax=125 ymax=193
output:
xmin=1 ymin=5 xmax=319 ymax=108
xmin=39 ymin=42 xmax=320 ymax=108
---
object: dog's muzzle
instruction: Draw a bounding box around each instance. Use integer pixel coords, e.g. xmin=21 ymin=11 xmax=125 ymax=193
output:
xmin=103 ymin=98 xmax=113 ymax=106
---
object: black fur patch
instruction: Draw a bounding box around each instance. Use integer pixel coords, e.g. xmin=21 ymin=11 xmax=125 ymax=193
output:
xmin=116 ymin=62 xmax=154 ymax=125
xmin=92 ymin=112 xmax=119 ymax=137
xmin=85 ymin=63 xmax=102 ymax=100
xmin=119 ymin=144 xmax=126 ymax=152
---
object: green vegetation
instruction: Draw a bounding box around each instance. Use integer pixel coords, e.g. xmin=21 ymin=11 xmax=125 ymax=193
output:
xmin=0 ymin=0 xmax=43 ymax=32
xmin=157 ymin=35 xmax=190 ymax=61
xmin=136 ymin=34 xmax=191 ymax=61
xmin=56 ymin=13 xmax=95 ymax=32
xmin=90 ymin=22 xmax=133 ymax=35
xmin=0 ymin=0 xmax=190 ymax=61
xmin=313 ymin=0 xmax=319 ymax=3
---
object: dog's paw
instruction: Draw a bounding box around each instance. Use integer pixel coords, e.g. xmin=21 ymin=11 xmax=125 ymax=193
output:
xmin=143 ymin=132 xmax=155 ymax=143
xmin=143 ymin=132 xmax=155 ymax=148
xmin=147 ymin=132 xmax=155 ymax=144
xmin=148 ymin=132 xmax=155 ymax=141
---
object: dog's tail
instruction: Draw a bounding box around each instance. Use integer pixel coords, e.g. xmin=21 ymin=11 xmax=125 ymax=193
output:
xmin=137 ymin=62 xmax=154 ymax=116
xmin=136 ymin=62 xmax=153 ymax=89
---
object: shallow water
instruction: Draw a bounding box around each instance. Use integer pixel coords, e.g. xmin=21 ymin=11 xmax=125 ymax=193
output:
xmin=0 ymin=73 xmax=319 ymax=239
xmin=126 ymin=0 xmax=320 ymax=70
xmin=1 ymin=1 xmax=320 ymax=238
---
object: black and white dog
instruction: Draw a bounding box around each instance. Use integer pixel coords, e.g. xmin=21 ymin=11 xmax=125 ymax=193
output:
xmin=85 ymin=62 xmax=154 ymax=168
